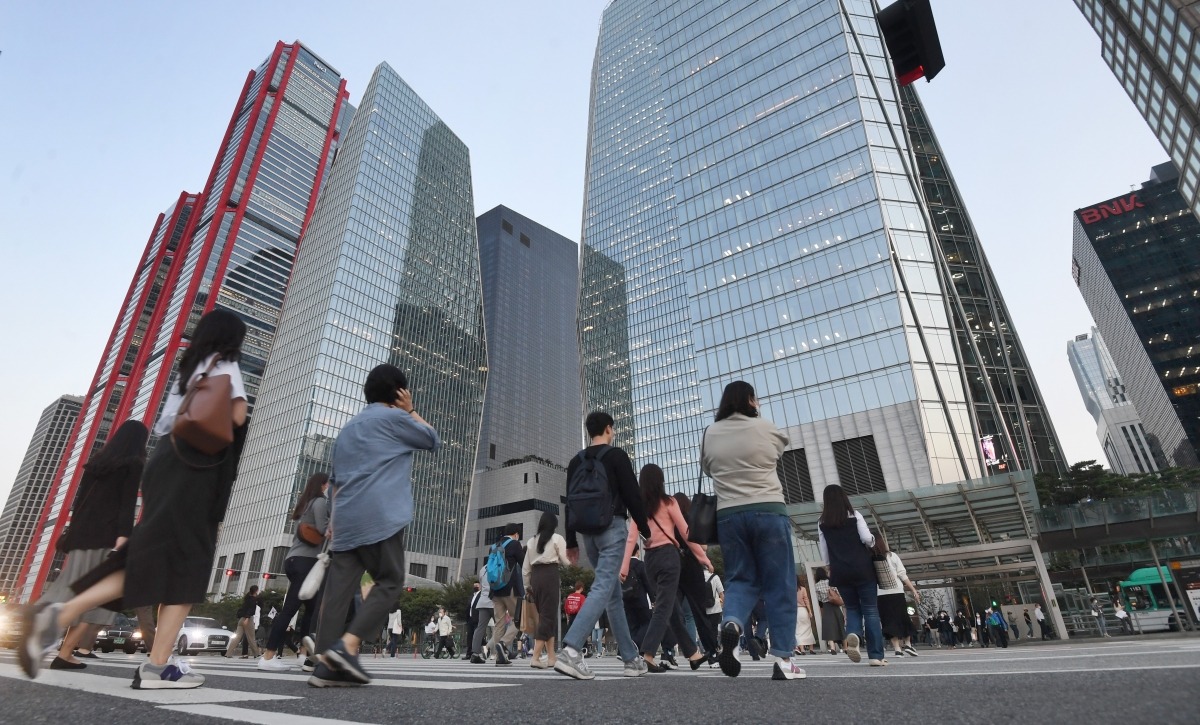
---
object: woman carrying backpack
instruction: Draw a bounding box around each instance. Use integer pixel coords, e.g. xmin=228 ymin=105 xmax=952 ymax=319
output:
xmin=522 ymin=511 xmax=570 ymax=669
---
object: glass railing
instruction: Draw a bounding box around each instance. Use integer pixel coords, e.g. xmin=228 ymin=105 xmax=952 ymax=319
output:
xmin=1034 ymin=489 xmax=1199 ymax=533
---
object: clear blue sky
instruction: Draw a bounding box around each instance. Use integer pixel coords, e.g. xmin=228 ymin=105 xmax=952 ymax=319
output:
xmin=0 ymin=1 xmax=1169 ymax=507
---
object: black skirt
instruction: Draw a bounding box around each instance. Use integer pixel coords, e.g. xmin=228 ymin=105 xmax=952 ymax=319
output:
xmin=122 ymin=436 xmax=234 ymax=607
xmin=529 ymin=563 xmax=560 ymax=641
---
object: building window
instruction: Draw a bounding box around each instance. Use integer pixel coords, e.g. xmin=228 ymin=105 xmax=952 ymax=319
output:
xmin=520 ymin=233 xmax=531 ymax=247
xmin=435 ymin=566 xmax=449 ymax=584
xmin=489 ymin=443 xmax=496 ymax=459
xmin=410 ymin=562 xmax=428 ymax=578
xmin=776 ymin=448 xmax=814 ymax=504
xmin=478 ymin=499 xmax=559 ymax=519
xmin=831 ymin=435 xmax=887 ymax=495
xmin=212 ymin=556 xmax=227 ymax=591
xmin=501 ymin=219 xmax=513 ymax=234
xmin=485 ymin=523 xmax=524 ymax=543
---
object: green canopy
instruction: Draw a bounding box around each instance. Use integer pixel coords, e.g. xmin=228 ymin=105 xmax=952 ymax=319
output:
xmin=1121 ymin=567 xmax=1174 ymax=586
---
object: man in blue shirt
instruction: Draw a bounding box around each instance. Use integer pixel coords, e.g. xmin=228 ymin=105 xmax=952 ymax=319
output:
xmin=308 ymin=364 xmax=440 ymax=688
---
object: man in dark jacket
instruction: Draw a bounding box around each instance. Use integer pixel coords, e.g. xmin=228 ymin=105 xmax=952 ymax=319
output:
xmin=554 ymin=411 xmax=651 ymax=681
xmin=485 ymin=524 xmax=525 ymax=665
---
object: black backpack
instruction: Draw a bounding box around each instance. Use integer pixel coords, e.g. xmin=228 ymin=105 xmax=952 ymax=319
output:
xmin=622 ymin=561 xmax=646 ymax=603
xmin=566 ymin=446 xmax=614 ymax=535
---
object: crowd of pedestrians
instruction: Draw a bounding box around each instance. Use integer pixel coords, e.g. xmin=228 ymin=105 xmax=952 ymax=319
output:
xmin=15 ymin=337 xmax=1078 ymax=692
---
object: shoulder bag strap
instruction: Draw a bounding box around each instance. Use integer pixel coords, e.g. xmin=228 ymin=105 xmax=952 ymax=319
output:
xmin=695 ymin=425 xmax=710 ymax=495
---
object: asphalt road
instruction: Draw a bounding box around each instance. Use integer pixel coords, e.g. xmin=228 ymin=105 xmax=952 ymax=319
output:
xmin=1 ymin=637 xmax=1198 ymax=724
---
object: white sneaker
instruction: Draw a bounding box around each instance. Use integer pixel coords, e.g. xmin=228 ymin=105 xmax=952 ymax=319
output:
xmin=257 ymin=655 xmax=294 ymax=672
xmin=869 ymin=659 xmax=888 ymax=667
xmin=843 ymin=633 xmax=861 ymax=663
xmin=772 ymin=659 xmax=806 ymax=680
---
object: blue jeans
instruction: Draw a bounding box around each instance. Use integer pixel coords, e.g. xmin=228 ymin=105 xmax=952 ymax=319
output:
xmin=839 ymin=580 xmax=885 ymax=660
xmin=717 ymin=511 xmax=796 ymax=658
xmin=563 ymin=517 xmax=638 ymax=662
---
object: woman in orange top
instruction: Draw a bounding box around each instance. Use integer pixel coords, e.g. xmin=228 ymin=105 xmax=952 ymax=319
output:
xmin=621 ymin=464 xmax=713 ymax=672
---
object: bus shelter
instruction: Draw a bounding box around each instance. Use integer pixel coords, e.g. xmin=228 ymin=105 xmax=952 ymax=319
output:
xmin=787 ymin=471 xmax=1069 ymax=638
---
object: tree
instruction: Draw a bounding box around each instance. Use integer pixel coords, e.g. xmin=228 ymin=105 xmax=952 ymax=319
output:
xmin=396 ymin=587 xmax=445 ymax=640
xmin=557 ymin=564 xmax=595 ymax=603
xmin=1036 ymin=461 xmax=1200 ymax=506
xmin=441 ymin=576 xmax=477 ymax=622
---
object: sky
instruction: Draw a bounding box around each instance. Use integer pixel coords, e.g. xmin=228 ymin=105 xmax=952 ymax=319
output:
xmin=0 ymin=0 xmax=1171 ymax=508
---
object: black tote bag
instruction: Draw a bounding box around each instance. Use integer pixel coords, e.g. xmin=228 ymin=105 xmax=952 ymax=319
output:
xmin=687 ymin=426 xmax=717 ymax=545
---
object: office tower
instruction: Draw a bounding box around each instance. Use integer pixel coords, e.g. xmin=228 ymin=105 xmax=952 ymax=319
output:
xmin=578 ymin=0 xmax=1066 ymax=498
xmin=16 ymin=41 xmax=349 ymax=602
xmin=1072 ymin=162 xmax=1200 ymax=467
xmin=0 ymin=396 xmax=82 ymax=601
xmin=1068 ymin=329 xmax=1159 ymax=474
xmin=213 ymin=63 xmax=486 ymax=594
xmin=1075 ymin=1 xmax=1200 ymax=220
xmin=460 ymin=206 xmax=583 ymax=577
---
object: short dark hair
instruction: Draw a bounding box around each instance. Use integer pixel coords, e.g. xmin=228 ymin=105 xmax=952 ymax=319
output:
xmin=503 ymin=522 xmax=520 ymax=537
xmin=715 ymin=381 xmax=759 ymax=421
xmin=575 ymin=580 xmax=584 ymax=590
xmin=364 ymin=364 xmax=408 ymax=404
xmin=585 ymin=411 xmax=614 ymax=438
xmin=248 ymin=585 xmax=259 ymax=595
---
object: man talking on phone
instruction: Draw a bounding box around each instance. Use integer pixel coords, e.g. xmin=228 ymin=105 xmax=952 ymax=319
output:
xmin=308 ymin=364 xmax=440 ymax=687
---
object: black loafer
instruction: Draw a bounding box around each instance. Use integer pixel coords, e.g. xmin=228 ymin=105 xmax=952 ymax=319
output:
xmin=51 ymin=656 xmax=87 ymax=670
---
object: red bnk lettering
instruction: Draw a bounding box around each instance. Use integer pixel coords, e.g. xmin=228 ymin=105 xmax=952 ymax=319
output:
xmin=1080 ymin=193 xmax=1144 ymax=225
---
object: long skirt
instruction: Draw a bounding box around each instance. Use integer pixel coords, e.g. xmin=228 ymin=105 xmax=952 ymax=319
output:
xmin=123 ymin=437 xmax=232 ymax=607
xmin=529 ymin=563 xmax=560 ymax=641
xmin=821 ymin=601 xmax=847 ymax=642
xmin=795 ymin=607 xmax=817 ymax=646
xmin=45 ymin=548 xmax=119 ymax=625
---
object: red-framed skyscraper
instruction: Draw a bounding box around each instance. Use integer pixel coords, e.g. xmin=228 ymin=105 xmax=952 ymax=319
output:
xmin=17 ymin=41 xmax=350 ymax=601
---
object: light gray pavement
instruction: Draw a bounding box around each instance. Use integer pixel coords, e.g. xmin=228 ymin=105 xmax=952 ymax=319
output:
xmin=1 ymin=636 xmax=1198 ymax=724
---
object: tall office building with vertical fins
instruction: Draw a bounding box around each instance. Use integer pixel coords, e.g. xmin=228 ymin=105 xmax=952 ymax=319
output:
xmin=578 ymin=0 xmax=1066 ymax=501
xmin=213 ymin=63 xmax=486 ymax=594
xmin=17 ymin=41 xmax=350 ymax=602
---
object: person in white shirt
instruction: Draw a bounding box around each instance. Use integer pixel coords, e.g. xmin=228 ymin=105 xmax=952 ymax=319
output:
xmin=470 ymin=565 xmax=494 ymax=663
xmin=522 ymin=511 xmax=572 ymax=669
xmin=387 ymin=607 xmax=403 ymax=657
xmin=434 ymin=608 xmax=455 ymax=657
xmin=870 ymin=535 xmax=921 ymax=658
xmin=706 ymin=572 xmax=725 ymax=635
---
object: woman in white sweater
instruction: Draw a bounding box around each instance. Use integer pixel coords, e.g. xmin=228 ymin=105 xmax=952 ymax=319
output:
xmin=523 ymin=511 xmax=571 ymax=668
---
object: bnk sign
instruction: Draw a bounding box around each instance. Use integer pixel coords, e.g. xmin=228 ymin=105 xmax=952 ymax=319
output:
xmin=1079 ymin=194 xmax=1144 ymax=225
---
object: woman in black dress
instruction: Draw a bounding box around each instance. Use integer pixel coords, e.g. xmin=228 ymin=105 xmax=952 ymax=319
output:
xmin=19 ymin=309 xmax=248 ymax=689
xmin=43 ymin=420 xmax=148 ymax=670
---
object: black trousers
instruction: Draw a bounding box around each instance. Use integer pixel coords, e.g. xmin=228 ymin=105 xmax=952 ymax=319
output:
xmin=641 ymin=546 xmax=697 ymax=658
xmin=435 ymin=634 xmax=455 ymax=657
xmin=314 ymin=529 xmax=406 ymax=652
xmin=464 ymin=609 xmax=479 ymax=655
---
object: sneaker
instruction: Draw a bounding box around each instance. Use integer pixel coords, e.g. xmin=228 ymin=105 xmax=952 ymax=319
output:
xmin=18 ymin=602 xmax=62 ymax=679
xmin=530 ymin=657 xmax=551 ymax=670
xmin=718 ymin=621 xmax=742 ymax=678
xmin=470 ymin=653 xmax=485 ymax=664
xmin=843 ymin=633 xmax=862 ymax=663
xmin=902 ymin=645 xmax=919 ymax=657
xmin=257 ymin=655 xmax=294 ymax=672
xmin=894 ymin=650 xmax=905 ymax=657
xmin=322 ymin=640 xmax=371 ymax=684
xmin=772 ymin=659 xmax=807 ymax=680
xmin=50 ymin=656 xmax=86 ymax=671
xmin=301 ymin=657 xmax=316 ymax=672
xmin=132 ymin=659 xmax=205 ymax=689
xmin=301 ymin=634 xmax=316 ymax=656
xmin=552 ymin=647 xmax=595 ymax=680
xmin=494 ymin=644 xmax=512 ymax=666
xmin=307 ymin=661 xmax=363 ymax=688
xmin=622 ymin=659 xmax=646 ymax=677
xmin=869 ymin=659 xmax=888 ymax=667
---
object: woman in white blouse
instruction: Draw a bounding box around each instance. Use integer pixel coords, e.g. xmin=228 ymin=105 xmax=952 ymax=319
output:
xmin=523 ymin=511 xmax=571 ymax=668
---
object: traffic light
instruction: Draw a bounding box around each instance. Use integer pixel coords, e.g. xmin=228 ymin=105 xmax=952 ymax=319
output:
xmin=263 ymin=573 xmax=271 ymax=580
xmin=226 ymin=569 xmax=235 ymax=577
xmin=404 ymin=587 xmax=416 ymax=593
xmin=876 ymin=0 xmax=945 ymax=86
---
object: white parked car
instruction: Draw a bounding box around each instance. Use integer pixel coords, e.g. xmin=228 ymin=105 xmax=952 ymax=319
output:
xmin=175 ymin=616 xmax=232 ymax=655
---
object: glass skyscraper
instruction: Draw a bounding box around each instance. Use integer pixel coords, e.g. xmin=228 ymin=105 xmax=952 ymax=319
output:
xmin=1076 ymin=0 xmax=1200 ymax=219
xmin=0 ymin=395 xmax=81 ymax=601
xmin=579 ymin=0 xmax=1065 ymax=498
xmin=461 ymin=206 xmax=582 ymax=577
xmin=17 ymin=41 xmax=349 ymax=602
xmin=1072 ymin=163 xmax=1200 ymax=468
xmin=1068 ymin=329 xmax=1158 ymax=474
xmin=214 ymin=63 xmax=486 ymax=593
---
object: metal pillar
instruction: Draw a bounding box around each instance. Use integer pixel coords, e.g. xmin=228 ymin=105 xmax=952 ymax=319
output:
xmin=1147 ymin=539 xmax=1189 ymax=633
xmin=805 ymin=561 xmax=823 ymax=639
xmin=1030 ymin=540 xmax=1068 ymax=640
